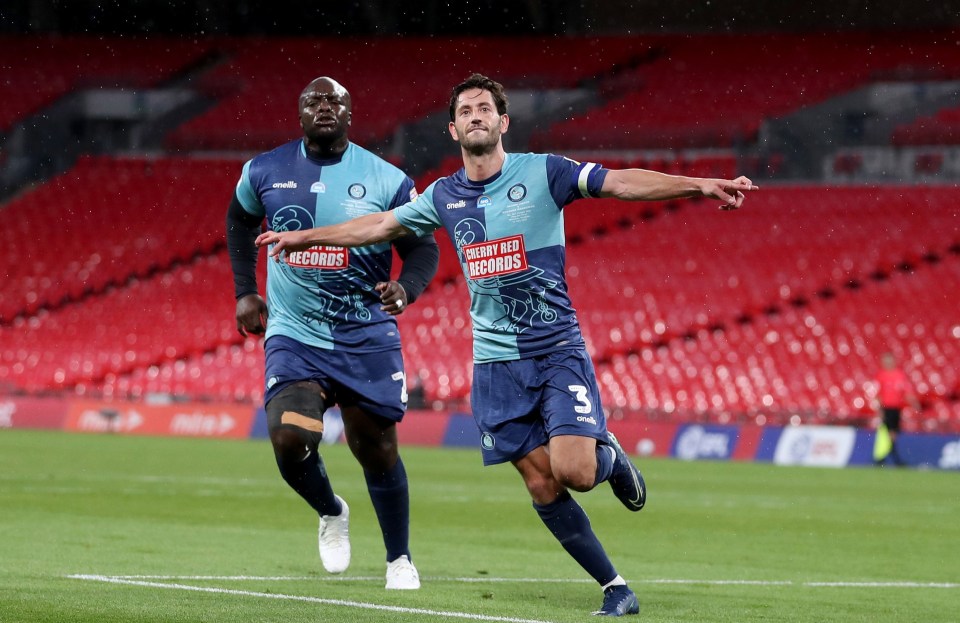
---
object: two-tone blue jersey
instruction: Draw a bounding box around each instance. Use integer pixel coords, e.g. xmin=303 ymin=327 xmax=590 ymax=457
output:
xmin=236 ymin=140 xmax=417 ymax=353
xmin=394 ymin=152 xmax=608 ymax=363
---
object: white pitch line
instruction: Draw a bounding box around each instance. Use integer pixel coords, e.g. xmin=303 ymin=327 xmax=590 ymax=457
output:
xmin=107 ymin=575 xmax=595 ymax=583
xmin=806 ymin=581 xmax=960 ymax=589
xmin=109 ymin=575 xmax=321 ymax=581
xmin=643 ymin=579 xmax=794 ymax=586
xmin=75 ymin=574 xmax=960 ymax=589
xmin=67 ymin=575 xmax=557 ymax=623
xmin=640 ymin=579 xmax=959 ymax=589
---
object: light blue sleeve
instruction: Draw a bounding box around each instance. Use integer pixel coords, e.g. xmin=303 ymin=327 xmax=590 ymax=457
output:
xmin=235 ymin=159 xmax=265 ymax=217
xmin=393 ymin=184 xmax=441 ymax=237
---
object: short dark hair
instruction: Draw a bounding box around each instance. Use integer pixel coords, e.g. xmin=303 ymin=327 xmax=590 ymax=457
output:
xmin=449 ymin=73 xmax=508 ymax=121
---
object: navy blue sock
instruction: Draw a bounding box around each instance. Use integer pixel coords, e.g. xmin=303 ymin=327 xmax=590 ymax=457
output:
xmin=534 ymin=490 xmax=618 ymax=586
xmin=364 ymin=456 xmax=411 ymax=562
xmin=594 ymin=443 xmax=615 ymax=487
xmin=276 ymin=450 xmax=341 ymax=517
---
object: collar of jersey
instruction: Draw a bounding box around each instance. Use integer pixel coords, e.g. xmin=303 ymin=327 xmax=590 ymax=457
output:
xmin=459 ymin=154 xmax=508 ymax=189
xmin=300 ymin=140 xmax=349 ymax=166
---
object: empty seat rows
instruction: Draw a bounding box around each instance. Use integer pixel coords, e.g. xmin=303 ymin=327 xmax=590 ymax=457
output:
xmin=0 ymin=252 xmax=253 ymax=392
xmin=96 ymin=341 xmax=266 ymax=404
xmin=568 ymin=185 xmax=960 ymax=344
xmin=1 ymin=155 xmax=244 ymax=321
xmin=593 ymin=260 xmax=960 ymax=432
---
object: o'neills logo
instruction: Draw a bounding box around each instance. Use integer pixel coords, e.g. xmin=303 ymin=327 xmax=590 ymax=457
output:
xmin=462 ymin=234 xmax=527 ymax=279
xmin=286 ymin=246 xmax=349 ymax=269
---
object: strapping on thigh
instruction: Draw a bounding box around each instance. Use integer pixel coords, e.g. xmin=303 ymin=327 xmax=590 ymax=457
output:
xmin=280 ymin=410 xmax=324 ymax=433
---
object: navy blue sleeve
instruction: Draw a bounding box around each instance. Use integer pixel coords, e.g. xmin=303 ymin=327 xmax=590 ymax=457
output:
xmin=388 ymin=176 xmax=418 ymax=211
xmin=545 ymin=154 xmax=609 ymax=209
xmin=387 ymin=174 xmax=437 ymax=303
xmin=392 ymin=232 xmax=439 ymax=304
xmin=226 ymin=193 xmax=263 ymax=299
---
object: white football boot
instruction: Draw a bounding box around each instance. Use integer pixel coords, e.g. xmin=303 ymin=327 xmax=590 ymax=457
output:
xmin=385 ymin=555 xmax=420 ymax=590
xmin=318 ymin=495 xmax=351 ymax=573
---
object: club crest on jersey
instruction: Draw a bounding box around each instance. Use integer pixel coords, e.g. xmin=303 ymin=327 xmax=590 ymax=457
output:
xmin=311 ymin=181 xmax=326 ymax=193
xmin=477 ymin=195 xmax=492 ymax=208
xmin=462 ymin=234 xmax=528 ymax=279
xmin=507 ymin=184 xmax=527 ymax=202
xmin=286 ymin=245 xmax=349 ymax=270
xmin=348 ymin=183 xmax=366 ymax=199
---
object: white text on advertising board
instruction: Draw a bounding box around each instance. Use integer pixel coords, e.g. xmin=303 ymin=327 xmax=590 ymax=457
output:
xmin=773 ymin=425 xmax=855 ymax=468
xmin=939 ymin=441 xmax=960 ymax=469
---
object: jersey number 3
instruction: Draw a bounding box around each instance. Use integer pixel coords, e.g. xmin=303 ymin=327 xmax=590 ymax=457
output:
xmin=567 ymin=384 xmax=593 ymax=414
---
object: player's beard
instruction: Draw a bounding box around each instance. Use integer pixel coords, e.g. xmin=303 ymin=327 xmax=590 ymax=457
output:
xmin=458 ymin=121 xmax=501 ymax=156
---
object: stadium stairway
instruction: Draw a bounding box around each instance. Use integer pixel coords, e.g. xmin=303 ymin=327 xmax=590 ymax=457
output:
xmin=530 ymin=31 xmax=960 ymax=152
xmin=0 ymin=35 xmax=214 ymax=134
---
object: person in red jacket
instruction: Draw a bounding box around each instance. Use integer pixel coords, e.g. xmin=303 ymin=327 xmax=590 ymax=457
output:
xmin=873 ymin=352 xmax=921 ymax=466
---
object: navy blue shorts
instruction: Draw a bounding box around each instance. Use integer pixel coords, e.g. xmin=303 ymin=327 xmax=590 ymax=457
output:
xmin=264 ymin=335 xmax=407 ymax=422
xmin=470 ymin=348 xmax=607 ymax=465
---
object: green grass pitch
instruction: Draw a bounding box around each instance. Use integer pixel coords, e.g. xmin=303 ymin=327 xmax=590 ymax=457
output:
xmin=1 ymin=428 xmax=958 ymax=622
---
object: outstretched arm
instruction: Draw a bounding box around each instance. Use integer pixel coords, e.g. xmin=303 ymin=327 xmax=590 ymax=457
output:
xmin=255 ymin=211 xmax=412 ymax=260
xmin=600 ymin=168 xmax=758 ymax=209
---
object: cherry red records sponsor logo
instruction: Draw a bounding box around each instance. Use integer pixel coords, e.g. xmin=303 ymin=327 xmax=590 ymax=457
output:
xmin=462 ymin=234 xmax=527 ymax=279
xmin=286 ymin=246 xmax=349 ymax=269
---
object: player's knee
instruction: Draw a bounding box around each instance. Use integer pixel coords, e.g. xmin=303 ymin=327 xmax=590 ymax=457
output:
xmin=269 ymin=426 xmax=309 ymax=461
xmin=521 ymin=470 xmax=561 ymax=503
xmin=342 ymin=408 xmax=399 ymax=471
xmin=351 ymin=442 xmax=398 ymax=473
xmin=552 ymin=460 xmax=595 ymax=492
xmin=266 ymin=382 xmax=326 ymax=454
xmin=554 ymin=469 xmax=594 ymax=492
